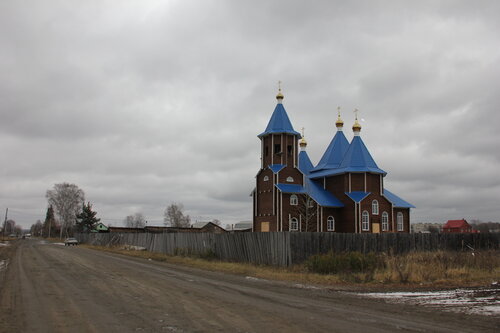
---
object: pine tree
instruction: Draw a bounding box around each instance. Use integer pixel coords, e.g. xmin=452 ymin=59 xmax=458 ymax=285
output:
xmin=76 ymin=202 xmax=101 ymax=233
xmin=43 ymin=205 xmax=57 ymax=238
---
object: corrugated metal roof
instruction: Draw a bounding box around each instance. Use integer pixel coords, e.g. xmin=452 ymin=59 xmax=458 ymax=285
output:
xmin=258 ymin=103 xmax=300 ymax=137
xmin=346 ymin=191 xmax=371 ymax=203
xmin=383 ymin=189 xmax=416 ymax=208
xmin=443 ymin=219 xmax=469 ymax=229
xmin=311 ymin=130 xmax=349 ymax=172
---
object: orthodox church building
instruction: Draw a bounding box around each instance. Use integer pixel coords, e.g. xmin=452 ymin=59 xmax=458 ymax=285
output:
xmin=252 ymin=89 xmax=414 ymax=233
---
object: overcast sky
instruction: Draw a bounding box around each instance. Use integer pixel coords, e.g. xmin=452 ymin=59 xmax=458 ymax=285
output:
xmin=1 ymin=0 xmax=499 ymax=229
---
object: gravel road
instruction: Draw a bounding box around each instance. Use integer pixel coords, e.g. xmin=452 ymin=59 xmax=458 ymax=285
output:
xmin=0 ymin=239 xmax=498 ymax=332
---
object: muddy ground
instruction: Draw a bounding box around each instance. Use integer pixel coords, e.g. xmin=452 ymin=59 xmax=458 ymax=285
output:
xmin=0 ymin=239 xmax=498 ymax=332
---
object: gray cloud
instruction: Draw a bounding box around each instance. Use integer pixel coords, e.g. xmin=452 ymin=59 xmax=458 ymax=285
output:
xmin=1 ymin=1 xmax=499 ymax=228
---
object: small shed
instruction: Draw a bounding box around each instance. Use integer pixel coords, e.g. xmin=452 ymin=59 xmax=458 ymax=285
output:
xmin=92 ymin=223 xmax=109 ymax=233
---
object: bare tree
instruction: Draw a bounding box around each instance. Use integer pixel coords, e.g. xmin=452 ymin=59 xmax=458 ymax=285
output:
xmin=292 ymin=194 xmax=317 ymax=232
xmin=124 ymin=213 xmax=146 ymax=228
xmin=30 ymin=220 xmax=44 ymax=236
xmin=46 ymin=183 xmax=85 ymax=238
xmin=212 ymin=219 xmax=221 ymax=226
xmin=164 ymin=203 xmax=190 ymax=227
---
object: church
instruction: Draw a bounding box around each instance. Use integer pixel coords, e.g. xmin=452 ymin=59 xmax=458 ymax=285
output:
xmin=252 ymin=88 xmax=414 ymax=233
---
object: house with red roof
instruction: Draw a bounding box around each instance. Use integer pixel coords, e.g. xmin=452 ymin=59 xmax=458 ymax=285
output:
xmin=442 ymin=219 xmax=478 ymax=233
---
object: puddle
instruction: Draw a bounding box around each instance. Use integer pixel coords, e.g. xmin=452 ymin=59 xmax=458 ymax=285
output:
xmin=0 ymin=241 xmax=10 ymax=247
xmin=359 ymin=287 xmax=500 ymax=316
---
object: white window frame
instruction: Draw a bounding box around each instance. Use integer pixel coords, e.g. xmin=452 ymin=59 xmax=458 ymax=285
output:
xmin=362 ymin=211 xmax=370 ymax=231
xmin=290 ymin=194 xmax=298 ymax=206
xmin=381 ymin=212 xmax=389 ymax=231
xmin=397 ymin=212 xmax=404 ymax=231
xmin=263 ymin=175 xmax=269 ymax=182
xmin=286 ymin=176 xmax=294 ymax=182
xmin=290 ymin=217 xmax=298 ymax=231
xmin=308 ymin=198 xmax=314 ymax=208
xmin=372 ymin=200 xmax=379 ymax=215
xmin=327 ymin=216 xmax=335 ymax=231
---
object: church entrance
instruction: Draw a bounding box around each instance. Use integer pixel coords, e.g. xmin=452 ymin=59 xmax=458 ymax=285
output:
xmin=372 ymin=223 xmax=380 ymax=233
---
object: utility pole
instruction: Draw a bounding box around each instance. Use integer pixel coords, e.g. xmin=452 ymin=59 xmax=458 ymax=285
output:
xmin=2 ymin=208 xmax=8 ymax=240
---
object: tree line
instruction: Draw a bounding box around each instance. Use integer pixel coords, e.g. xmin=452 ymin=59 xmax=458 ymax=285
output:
xmin=29 ymin=182 xmax=219 ymax=238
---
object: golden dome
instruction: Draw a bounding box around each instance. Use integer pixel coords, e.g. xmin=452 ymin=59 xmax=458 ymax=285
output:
xmin=276 ymin=80 xmax=284 ymax=100
xmin=299 ymin=126 xmax=307 ymax=147
xmin=335 ymin=107 xmax=344 ymax=127
xmin=299 ymin=137 xmax=307 ymax=147
xmin=352 ymin=108 xmax=362 ymax=132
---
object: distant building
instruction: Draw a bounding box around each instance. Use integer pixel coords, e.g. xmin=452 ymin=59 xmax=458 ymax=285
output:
xmin=411 ymin=222 xmax=442 ymax=233
xmin=252 ymin=89 xmax=414 ymax=233
xmin=442 ymin=219 xmax=478 ymax=233
xmin=92 ymin=222 xmax=109 ymax=233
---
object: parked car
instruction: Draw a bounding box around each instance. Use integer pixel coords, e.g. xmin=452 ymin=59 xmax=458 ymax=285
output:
xmin=64 ymin=238 xmax=79 ymax=246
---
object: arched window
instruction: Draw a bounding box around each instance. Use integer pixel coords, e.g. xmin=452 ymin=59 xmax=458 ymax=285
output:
xmin=290 ymin=194 xmax=298 ymax=206
xmin=397 ymin=212 xmax=404 ymax=231
xmin=362 ymin=211 xmax=370 ymax=231
xmin=263 ymin=176 xmax=269 ymax=182
xmin=307 ymin=198 xmax=314 ymax=208
xmin=327 ymin=216 xmax=335 ymax=231
xmin=286 ymin=176 xmax=294 ymax=182
xmin=290 ymin=217 xmax=298 ymax=231
xmin=372 ymin=200 xmax=379 ymax=215
xmin=381 ymin=212 xmax=389 ymax=231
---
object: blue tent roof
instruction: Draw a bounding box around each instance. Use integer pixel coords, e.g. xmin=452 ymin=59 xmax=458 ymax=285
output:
xmin=258 ymin=103 xmax=300 ymax=137
xmin=339 ymin=136 xmax=386 ymax=174
xmin=384 ymin=189 xmax=415 ymax=208
xmin=310 ymin=136 xmax=386 ymax=178
xmin=311 ymin=130 xmax=349 ymax=172
xmin=305 ymin=178 xmax=344 ymax=207
xmin=268 ymin=164 xmax=285 ymax=174
xmin=298 ymin=151 xmax=314 ymax=174
xmin=346 ymin=191 xmax=371 ymax=203
xmin=275 ymin=183 xmax=306 ymax=193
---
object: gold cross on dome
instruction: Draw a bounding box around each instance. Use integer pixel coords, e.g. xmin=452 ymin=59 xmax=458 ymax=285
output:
xmin=337 ymin=106 xmax=341 ymax=117
xmin=301 ymin=127 xmax=305 ymax=138
xmin=278 ymin=80 xmax=282 ymax=92
xmin=354 ymin=108 xmax=359 ymax=120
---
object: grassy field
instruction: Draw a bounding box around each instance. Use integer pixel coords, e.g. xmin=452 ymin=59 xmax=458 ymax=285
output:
xmin=83 ymin=244 xmax=500 ymax=290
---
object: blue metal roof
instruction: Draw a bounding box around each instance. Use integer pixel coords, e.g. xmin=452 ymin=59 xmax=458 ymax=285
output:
xmin=311 ymin=130 xmax=349 ymax=172
xmin=310 ymin=136 xmax=387 ymax=179
xmin=384 ymin=189 xmax=415 ymax=208
xmin=338 ymin=136 xmax=386 ymax=174
xmin=258 ymin=103 xmax=300 ymax=137
xmin=345 ymin=191 xmax=371 ymax=203
xmin=268 ymin=164 xmax=285 ymax=174
xmin=298 ymin=151 xmax=314 ymax=174
xmin=275 ymin=183 xmax=306 ymax=193
xmin=305 ymin=178 xmax=344 ymax=207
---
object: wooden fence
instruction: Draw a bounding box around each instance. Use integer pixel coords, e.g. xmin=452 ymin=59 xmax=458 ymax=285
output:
xmin=77 ymin=232 xmax=499 ymax=267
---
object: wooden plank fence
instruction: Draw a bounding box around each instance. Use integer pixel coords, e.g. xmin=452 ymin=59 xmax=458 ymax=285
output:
xmin=77 ymin=232 xmax=499 ymax=267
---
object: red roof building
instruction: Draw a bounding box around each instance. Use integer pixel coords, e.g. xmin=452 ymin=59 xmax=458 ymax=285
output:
xmin=442 ymin=219 xmax=478 ymax=233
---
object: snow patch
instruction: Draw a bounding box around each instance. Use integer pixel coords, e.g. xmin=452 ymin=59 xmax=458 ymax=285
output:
xmin=0 ymin=259 xmax=8 ymax=272
xmin=359 ymin=288 xmax=500 ymax=316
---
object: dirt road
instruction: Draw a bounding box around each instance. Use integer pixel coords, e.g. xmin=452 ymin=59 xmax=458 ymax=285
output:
xmin=0 ymin=239 xmax=498 ymax=332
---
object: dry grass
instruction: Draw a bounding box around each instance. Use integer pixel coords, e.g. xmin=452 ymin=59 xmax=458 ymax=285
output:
xmin=82 ymin=244 xmax=500 ymax=290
